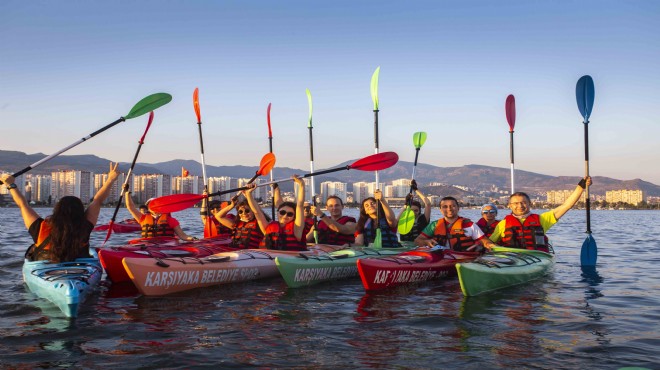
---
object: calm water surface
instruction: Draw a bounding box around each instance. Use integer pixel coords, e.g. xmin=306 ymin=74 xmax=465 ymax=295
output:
xmin=0 ymin=207 xmax=658 ymax=369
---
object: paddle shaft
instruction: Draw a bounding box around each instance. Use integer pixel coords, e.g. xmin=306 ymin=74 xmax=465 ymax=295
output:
xmin=374 ymin=109 xmax=380 ymax=187
xmin=510 ymin=130 xmax=515 ymax=193
xmin=584 ymin=120 xmax=591 ymax=233
xmin=197 ymin=122 xmax=208 ymax=187
xmin=269 ymin=136 xmax=275 ymax=219
xmin=2 ymin=117 xmax=126 ymax=184
xmin=407 ymin=148 xmax=421 ymax=206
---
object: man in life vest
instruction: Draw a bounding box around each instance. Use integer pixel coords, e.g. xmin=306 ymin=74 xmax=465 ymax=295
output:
xmin=476 ymin=203 xmax=500 ymax=238
xmin=307 ymin=195 xmax=356 ymax=246
xmin=414 ymin=196 xmax=495 ymax=252
xmin=125 ymin=194 xmax=197 ymax=241
xmin=199 ymin=191 xmax=234 ymax=239
xmin=490 ymin=176 xmax=592 ymax=251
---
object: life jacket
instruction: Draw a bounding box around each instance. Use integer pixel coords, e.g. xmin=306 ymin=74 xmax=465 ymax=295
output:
xmin=500 ymin=214 xmax=550 ymax=252
xmin=140 ymin=214 xmax=176 ymax=238
xmin=476 ymin=218 xmax=500 ymax=238
xmin=432 ymin=217 xmax=477 ymax=252
xmin=317 ymin=215 xmax=356 ymax=245
xmin=261 ymin=221 xmax=307 ymax=251
xmin=204 ymin=215 xmax=234 ymax=238
xmin=26 ymin=219 xmax=90 ymax=262
xmin=362 ymin=217 xmax=401 ymax=248
xmin=231 ymin=219 xmax=264 ymax=249
xmin=399 ymin=214 xmax=428 ymax=242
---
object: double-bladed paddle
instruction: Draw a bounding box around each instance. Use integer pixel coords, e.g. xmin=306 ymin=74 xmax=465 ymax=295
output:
xmin=1 ymin=93 xmax=172 ymax=184
xmin=370 ymin=67 xmax=383 ymax=248
xmin=267 ymin=102 xmax=275 ymax=219
xmin=506 ymin=94 xmax=516 ymax=193
xmin=306 ymin=88 xmax=319 ymax=243
xmin=576 ymin=75 xmax=597 ymax=267
xmin=397 ymin=132 xmax=428 ymax=235
xmin=102 ymin=111 xmax=155 ymax=245
xmin=149 ymin=152 xmax=399 ymax=214
xmin=193 ymin=88 xmax=213 ymax=237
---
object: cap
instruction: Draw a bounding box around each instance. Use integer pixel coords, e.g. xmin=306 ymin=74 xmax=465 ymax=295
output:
xmin=481 ymin=203 xmax=498 ymax=214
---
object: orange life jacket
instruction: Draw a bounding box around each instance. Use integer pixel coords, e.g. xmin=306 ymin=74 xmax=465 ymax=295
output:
xmin=231 ymin=219 xmax=264 ymax=249
xmin=204 ymin=215 xmax=234 ymax=238
xmin=433 ymin=217 xmax=476 ymax=251
xmin=500 ymin=214 xmax=549 ymax=252
xmin=140 ymin=214 xmax=176 ymax=238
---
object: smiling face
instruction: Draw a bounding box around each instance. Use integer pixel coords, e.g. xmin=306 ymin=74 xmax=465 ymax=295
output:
xmin=439 ymin=199 xmax=459 ymax=221
xmin=481 ymin=206 xmax=497 ymax=222
xmin=508 ymin=194 xmax=531 ymax=216
xmin=236 ymin=206 xmax=254 ymax=222
xmin=278 ymin=206 xmax=296 ymax=225
xmin=362 ymin=198 xmax=378 ymax=218
xmin=326 ymin=197 xmax=343 ymax=218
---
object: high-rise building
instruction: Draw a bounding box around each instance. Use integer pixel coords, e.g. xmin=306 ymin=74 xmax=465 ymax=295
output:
xmin=606 ymin=189 xmax=645 ymax=205
xmin=51 ymin=170 xmax=94 ymax=204
xmin=391 ymin=178 xmax=411 ymax=198
xmin=172 ymin=175 xmax=203 ymax=195
xmin=94 ymin=173 xmax=126 ymax=204
xmin=32 ymin=175 xmax=52 ymax=203
xmin=132 ymin=174 xmax=172 ymax=204
xmin=547 ymin=189 xmax=587 ymax=205
xmin=319 ymin=181 xmax=347 ymax=203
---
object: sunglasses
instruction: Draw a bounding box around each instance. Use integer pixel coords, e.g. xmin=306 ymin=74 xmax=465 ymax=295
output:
xmin=482 ymin=210 xmax=497 ymax=214
xmin=237 ymin=209 xmax=252 ymax=215
xmin=279 ymin=210 xmax=295 ymax=217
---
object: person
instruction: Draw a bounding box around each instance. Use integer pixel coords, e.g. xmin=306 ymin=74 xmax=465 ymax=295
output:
xmin=415 ymin=196 xmax=495 ymax=252
xmin=215 ymin=195 xmax=264 ymax=249
xmin=397 ymin=180 xmax=431 ymax=242
xmin=489 ymin=176 xmax=592 ymax=252
xmin=308 ymin=195 xmax=357 ymax=246
xmin=125 ymin=193 xmax=197 ymax=241
xmin=199 ymin=191 xmax=234 ymax=238
xmin=354 ymin=190 xmax=401 ymax=248
xmin=248 ymin=176 xmax=308 ymax=251
xmin=138 ymin=204 xmax=149 ymax=215
xmin=1 ymin=163 xmax=120 ymax=262
xmin=476 ymin=203 xmax=500 ymax=238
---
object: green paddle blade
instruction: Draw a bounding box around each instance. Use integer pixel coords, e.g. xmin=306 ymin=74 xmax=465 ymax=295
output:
xmin=306 ymin=88 xmax=313 ymax=128
xmin=413 ymin=131 xmax=427 ymax=149
xmin=125 ymin=93 xmax=173 ymax=120
xmin=372 ymin=228 xmax=383 ymax=249
xmin=371 ymin=66 xmax=380 ymax=110
xmin=397 ymin=206 xmax=415 ymax=235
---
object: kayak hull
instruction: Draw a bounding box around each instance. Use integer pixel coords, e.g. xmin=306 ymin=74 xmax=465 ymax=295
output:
xmin=276 ymin=246 xmax=414 ymax=288
xmin=92 ymin=219 xmax=141 ymax=233
xmin=357 ymin=249 xmax=479 ymax=291
xmin=22 ymin=258 xmax=102 ymax=318
xmin=96 ymin=236 xmax=233 ymax=283
xmin=456 ymin=246 xmax=555 ymax=297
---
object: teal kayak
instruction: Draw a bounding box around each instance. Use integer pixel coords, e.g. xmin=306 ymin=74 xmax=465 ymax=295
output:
xmin=275 ymin=246 xmax=414 ymax=288
xmin=456 ymin=246 xmax=554 ymax=297
xmin=22 ymin=258 xmax=102 ymax=318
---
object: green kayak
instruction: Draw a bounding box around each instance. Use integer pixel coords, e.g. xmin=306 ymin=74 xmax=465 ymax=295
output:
xmin=275 ymin=246 xmax=414 ymax=288
xmin=456 ymin=246 xmax=555 ymax=296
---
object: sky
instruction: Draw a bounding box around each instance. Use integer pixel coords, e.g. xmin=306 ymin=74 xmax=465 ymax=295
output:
xmin=1 ymin=1 xmax=659 ymax=184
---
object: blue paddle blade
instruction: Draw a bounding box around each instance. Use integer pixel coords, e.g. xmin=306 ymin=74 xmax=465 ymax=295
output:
xmin=576 ymin=75 xmax=595 ymax=121
xmin=580 ymin=234 xmax=597 ymax=266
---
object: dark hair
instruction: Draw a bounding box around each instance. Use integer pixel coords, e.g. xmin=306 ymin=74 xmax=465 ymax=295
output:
xmin=509 ymin=192 xmax=531 ymax=203
xmin=277 ymin=202 xmax=296 ymax=223
xmin=439 ymin=196 xmax=459 ymax=208
xmin=48 ymin=196 xmax=90 ymax=262
xmin=139 ymin=204 xmax=148 ymax=211
xmin=356 ymin=197 xmax=385 ymax=233
xmin=411 ymin=200 xmax=422 ymax=209
xmin=208 ymin=200 xmax=222 ymax=209
xmin=326 ymin=195 xmax=344 ymax=206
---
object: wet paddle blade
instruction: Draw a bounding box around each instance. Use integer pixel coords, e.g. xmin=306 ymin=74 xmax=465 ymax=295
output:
xmin=371 ymin=66 xmax=380 ymax=110
xmin=576 ymin=75 xmax=595 ymax=121
xmin=506 ymin=94 xmax=516 ymax=131
xmin=580 ymin=234 xmax=597 ymax=266
xmin=125 ymin=93 xmax=172 ymax=120
xmin=413 ymin=132 xmax=427 ymax=149
xmin=350 ymin=152 xmax=398 ymax=171
xmin=193 ymin=88 xmax=201 ymax=123
xmin=258 ymin=152 xmax=276 ymax=176
xmin=397 ymin=206 xmax=415 ymax=235
xmin=148 ymin=193 xmax=205 ymax=214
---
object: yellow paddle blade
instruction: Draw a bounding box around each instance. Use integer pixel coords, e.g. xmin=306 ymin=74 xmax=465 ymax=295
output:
xmin=371 ymin=66 xmax=380 ymax=111
xmin=397 ymin=206 xmax=415 ymax=235
xmin=413 ymin=131 xmax=427 ymax=149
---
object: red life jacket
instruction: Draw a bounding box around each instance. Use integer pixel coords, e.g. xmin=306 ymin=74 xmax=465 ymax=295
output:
xmin=317 ymin=215 xmax=356 ymax=245
xmin=140 ymin=214 xmax=176 ymax=238
xmin=204 ymin=215 xmax=234 ymax=238
xmin=433 ymin=217 xmax=476 ymax=251
xmin=261 ymin=221 xmax=307 ymax=251
xmin=27 ymin=219 xmax=90 ymax=262
xmin=231 ymin=219 xmax=264 ymax=249
xmin=500 ymin=214 xmax=549 ymax=252
xmin=476 ymin=218 xmax=500 ymax=238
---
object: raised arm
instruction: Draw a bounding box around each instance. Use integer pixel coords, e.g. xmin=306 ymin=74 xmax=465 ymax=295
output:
xmin=553 ymin=176 xmax=592 ymax=220
xmin=215 ymin=195 xmax=239 ymax=229
xmin=292 ymin=176 xmax=305 ymax=241
xmin=125 ymin=190 xmax=142 ymax=222
xmin=246 ymin=185 xmax=269 ymax=234
xmin=272 ymin=183 xmax=283 ymax=208
xmin=1 ymin=174 xmax=39 ymax=229
xmin=418 ymin=189 xmax=432 ymax=223
xmin=86 ymin=162 xmax=120 ymax=225
xmin=199 ymin=190 xmax=209 ymax=225
xmin=375 ymin=189 xmax=397 ymax=228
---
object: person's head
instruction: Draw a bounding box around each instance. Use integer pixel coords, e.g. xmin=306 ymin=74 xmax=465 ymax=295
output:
xmin=278 ymin=201 xmax=297 ymax=225
xmin=303 ymin=201 xmax=312 ymax=219
xmin=508 ymin=192 xmax=532 ymax=216
xmin=439 ymin=197 xmax=459 ymax=220
xmin=145 ymin=198 xmax=161 ymax=217
xmin=49 ymin=196 xmax=87 ymax=262
xmin=235 ymin=200 xmax=255 ymax=222
xmin=138 ymin=205 xmax=149 ymax=215
xmin=326 ymin=196 xmax=344 ymax=217
xmin=360 ymin=197 xmax=381 ymax=219
xmin=208 ymin=200 xmax=222 ymax=214
xmin=410 ymin=200 xmax=422 ymax=216
xmin=480 ymin=202 xmax=498 ymax=222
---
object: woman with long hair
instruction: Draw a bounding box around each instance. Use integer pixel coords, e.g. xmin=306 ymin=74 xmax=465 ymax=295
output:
xmin=354 ymin=189 xmax=401 ymax=248
xmin=215 ymin=197 xmax=264 ymax=249
xmin=1 ymin=163 xmax=120 ymax=262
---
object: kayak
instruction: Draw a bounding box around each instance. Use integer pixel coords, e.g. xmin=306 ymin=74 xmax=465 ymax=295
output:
xmin=357 ymin=247 xmax=479 ymax=291
xmin=92 ymin=219 xmax=141 ymax=233
xmin=275 ymin=246 xmax=415 ymax=288
xmin=123 ymin=244 xmax=345 ymax=296
xmin=96 ymin=236 xmax=233 ymax=284
xmin=22 ymin=258 xmax=103 ymax=318
xmin=456 ymin=246 xmax=555 ymax=297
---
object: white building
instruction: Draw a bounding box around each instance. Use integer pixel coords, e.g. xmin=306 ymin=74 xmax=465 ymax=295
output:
xmin=320 ymin=181 xmax=347 ymax=204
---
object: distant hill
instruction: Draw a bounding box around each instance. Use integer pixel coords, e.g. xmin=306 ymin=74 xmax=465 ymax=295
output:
xmin=2 ymin=150 xmax=659 ymax=197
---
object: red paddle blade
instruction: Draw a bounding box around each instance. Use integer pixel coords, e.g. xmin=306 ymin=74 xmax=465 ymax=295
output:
xmin=350 ymin=151 xmax=399 ymax=171
xmin=148 ymin=193 xmax=205 ymax=213
xmin=258 ymin=152 xmax=276 ymax=176
xmin=267 ymin=103 xmax=272 ymax=137
xmin=506 ymin=94 xmax=516 ymax=132
xmin=193 ymin=88 xmax=201 ymax=123
xmin=101 ymin=221 xmax=114 ymax=246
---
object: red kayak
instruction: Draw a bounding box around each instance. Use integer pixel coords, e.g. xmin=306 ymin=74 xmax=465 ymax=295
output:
xmin=93 ymin=219 xmax=141 ymax=233
xmin=96 ymin=236 xmax=233 ymax=284
xmin=357 ymin=248 xmax=479 ymax=291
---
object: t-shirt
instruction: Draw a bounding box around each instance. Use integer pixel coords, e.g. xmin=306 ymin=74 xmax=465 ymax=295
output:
xmin=489 ymin=210 xmax=557 ymax=244
xmin=29 ymin=218 xmax=94 ymax=244
xmin=419 ymin=218 xmax=484 ymax=248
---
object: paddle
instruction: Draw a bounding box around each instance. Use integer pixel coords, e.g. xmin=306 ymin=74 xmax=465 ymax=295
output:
xmin=193 ymin=88 xmax=212 ymax=237
xmin=370 ymin=66 xmax=383 ymax=248
xmin=397 ymin=132 xmax=428 ymax=234
xmin=306 ymin=88 xmax=319 ymax=243
xmin=576 ymin=75 xmax=597 ymax=267
xmin=0 ymin=93 xmax=172 ymax=185
xmin=102 ymin=111 xmax=155 ymax=245
xmin=149 ymin=153 xmax=277 ymax=213
xmin=150 ymin=152 xmax=399 ymax=214
xmin=506 ymin=94 xmax=516 ymax=193
xmin=267 ymin=102 xmax=275 ymax=219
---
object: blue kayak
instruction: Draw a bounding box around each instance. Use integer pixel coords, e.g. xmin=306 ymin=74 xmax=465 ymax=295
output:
xmin=22 ymin=258 xmax=102 ymax=318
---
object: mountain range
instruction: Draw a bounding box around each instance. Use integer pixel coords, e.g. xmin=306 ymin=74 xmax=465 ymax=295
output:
xmin=2 ymin=150 xmax=659 ymax=197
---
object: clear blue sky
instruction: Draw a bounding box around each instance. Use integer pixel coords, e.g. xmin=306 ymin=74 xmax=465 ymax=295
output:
xmin=2 ymin=1 xmax=659 ymax=184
